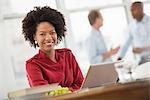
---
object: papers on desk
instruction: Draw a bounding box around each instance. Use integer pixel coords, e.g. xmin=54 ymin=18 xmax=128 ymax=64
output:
xmin=8 ymin=83 xmax=59 ymax=99
xmin=132 ymin=62 xmax=150 ymax=79
xmin=115 ymin=61 xmax=150 ymax=83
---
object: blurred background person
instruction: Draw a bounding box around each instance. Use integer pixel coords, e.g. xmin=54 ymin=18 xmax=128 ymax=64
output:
xmin=86 ymin=9 xmax=120 ymax=64
xmin=118 ymin=1 xmax=150 ymax=65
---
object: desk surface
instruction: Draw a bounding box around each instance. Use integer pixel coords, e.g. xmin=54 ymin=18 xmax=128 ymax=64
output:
xmin=9 ymin=79 xmax=150 ymax=100
xmin=53 ymin=80 xmax=150 ymax=100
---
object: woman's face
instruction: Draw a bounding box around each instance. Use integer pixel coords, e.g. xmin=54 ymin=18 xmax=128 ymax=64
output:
xmin=34 ymin=22 xmax=57 ymax=53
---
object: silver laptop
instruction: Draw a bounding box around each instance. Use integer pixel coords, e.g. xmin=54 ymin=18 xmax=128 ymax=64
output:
xmin=81 ymin=61 xmax=119 ymax=89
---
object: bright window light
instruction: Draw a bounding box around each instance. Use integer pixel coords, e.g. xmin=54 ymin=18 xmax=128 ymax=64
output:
xmin=144 ymin=3 xmax=150 ymax=16
xmin=9 ymin=0 xmax=56 ymax=13
xmin=64 ymin=0 xmax=123 ymax=10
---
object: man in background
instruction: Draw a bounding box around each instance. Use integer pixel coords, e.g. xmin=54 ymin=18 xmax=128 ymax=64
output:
xmin=118 ymin=1 xmax=150 ymax=65
xmin=86 ymin=9 xmax=120 ymax=64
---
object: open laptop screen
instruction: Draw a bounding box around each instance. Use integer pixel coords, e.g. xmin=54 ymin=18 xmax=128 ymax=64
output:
xmin=81 ymin=62 xmax=119 ymax=89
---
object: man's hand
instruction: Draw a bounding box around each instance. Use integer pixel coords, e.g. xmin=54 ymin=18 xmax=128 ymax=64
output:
xmin=110 ymin=46 xmax=120 ymax=55
xmin=132 ymin=47 xmax=143 ymax=54
xmin=102 ymin=46 xmax=120 ymax=60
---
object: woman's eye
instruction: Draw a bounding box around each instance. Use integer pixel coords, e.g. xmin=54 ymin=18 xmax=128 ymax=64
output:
xmin=50 ymin=32 xmax=56 ymax=35
xmin=40 ymin=33 xmax=45 ymax=36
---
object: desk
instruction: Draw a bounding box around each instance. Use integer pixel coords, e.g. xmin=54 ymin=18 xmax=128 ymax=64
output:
xmin=9 ymin=80 xmax=150 ymax=100
xmin=53 ymin=80 xmax=150 ymax=100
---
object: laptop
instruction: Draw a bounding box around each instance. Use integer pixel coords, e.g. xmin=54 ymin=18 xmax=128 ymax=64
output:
xmin=81 ymin=61 xmax=120 ymax=89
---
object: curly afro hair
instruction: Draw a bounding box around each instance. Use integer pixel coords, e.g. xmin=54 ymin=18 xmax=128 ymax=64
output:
xmin=22 ymin=6 xmax=66 ymax=48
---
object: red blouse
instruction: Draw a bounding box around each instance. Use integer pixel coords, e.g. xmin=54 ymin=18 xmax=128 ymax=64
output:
xmin=26 ymin=48 xmax=84 ymax=91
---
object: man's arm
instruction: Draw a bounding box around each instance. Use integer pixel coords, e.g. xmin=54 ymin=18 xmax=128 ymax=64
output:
xmin=133 ymin=46 xmax=150 ymax=54
xmin=117 ymin=33 xmax=133 ymax=60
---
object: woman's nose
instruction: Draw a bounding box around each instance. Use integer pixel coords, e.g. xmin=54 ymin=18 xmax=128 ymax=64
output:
xmin=45 ymin=34 xmax=52 ymax=40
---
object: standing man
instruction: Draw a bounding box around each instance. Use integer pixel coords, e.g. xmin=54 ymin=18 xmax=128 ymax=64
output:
xmin=86 ymin=9 xmax=120 ymax=64
xmin=118 ymin=1 xmax=150 ymax=64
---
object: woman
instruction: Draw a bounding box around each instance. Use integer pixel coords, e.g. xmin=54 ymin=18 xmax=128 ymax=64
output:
xmin=22 ymin=6 xmax=84 ymax=91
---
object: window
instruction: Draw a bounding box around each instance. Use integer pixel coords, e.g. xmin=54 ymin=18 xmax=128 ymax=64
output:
xmin=4 ymin=18 xmax=38 ymax=88
xmin=100 ymin=7 xmax=127 ymax=48
xmin=9 ymin=0 xmax=56 ymax=13
xmin=144 ymin=3 xmax=150 ymax=16
xmin=64 ymin=0 xmax=122 ymax=10
xmin=70 ymin=11 xmax=90 ymax=43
